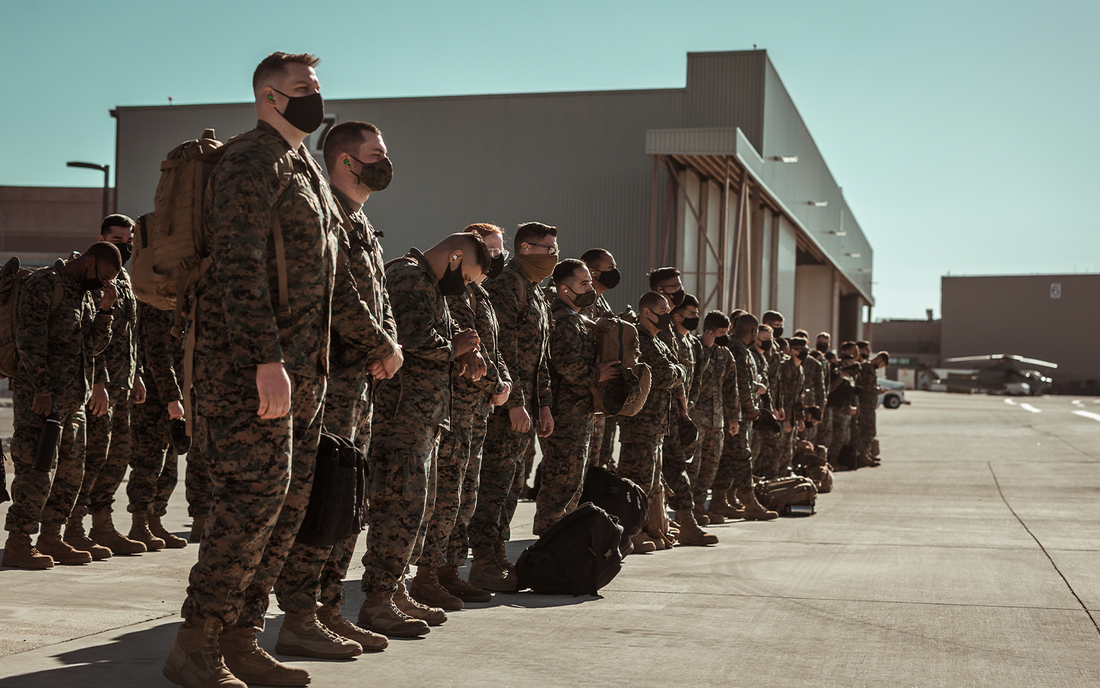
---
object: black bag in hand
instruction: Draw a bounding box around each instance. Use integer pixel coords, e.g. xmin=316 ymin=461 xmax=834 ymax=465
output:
xmin=296 ymin=431 xmax=368 ymax=548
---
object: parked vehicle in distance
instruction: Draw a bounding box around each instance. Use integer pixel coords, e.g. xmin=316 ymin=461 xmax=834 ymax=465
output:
xmin=878 ymin=379 xmax=909 ymax=409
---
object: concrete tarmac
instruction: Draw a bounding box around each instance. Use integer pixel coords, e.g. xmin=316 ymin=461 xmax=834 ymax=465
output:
xmin=1 ymin=391 xmax=1099 ymax=686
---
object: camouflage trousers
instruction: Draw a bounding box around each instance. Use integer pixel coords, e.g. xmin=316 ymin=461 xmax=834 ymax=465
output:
xmin=446 ymin=409 xmax=489 ymax=567
xmin=185 ymin=389 xmax=213 ymax=519
xmin=278 ymin=377 xmax=370 ymax=612
xmin=418 ymin=406 xmax=475 ymax=567
xmin=661 ymin=418 xmax=696 ymax=511
xmin=468 ymin=409 xmax=534 ymax=549
xmin=714 ymin=420 xmax=753 ymax=491
xmin=588 ymin=415 xmax=617 ymax=470
xmin=827 ymin=409 xmax=852 ymax=461
xmin=152 ymin=449 xmax=179 ymax=518
xmin=4 ymin=391 xmax=85 ymax=534
xmin=533 ymin=408 xmax=594 ymax=535
xmin=181 ymin=366 xmax=324 ymax=630
xmin=857 ymin=404 xmax=877 ymax=456
xmin=818 ymin=407 xmax=834 ymax=450
xmin=127 ymin=397 xmax=175 ymax=514
xmin=752 ymin=422 xmax=786 ymax=481
xmin=360 ymin=418 xmax=440 ymax=594
xmin=616 ymin=425 xmax=664 ymax=497
xmin=64 ymin=393 xmax=131 ymax=518
xmin=690 ymin=424 xmax=724 ymax=507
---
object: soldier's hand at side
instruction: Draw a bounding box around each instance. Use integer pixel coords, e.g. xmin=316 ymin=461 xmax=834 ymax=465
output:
xmin=132 ymin=375 xmax=147 ymax=404
xmin=538 ymin=406 xmax=554 ymax=438
xmin=491 ymin=381 xmax=512 ymax=406
xmin=797 ymin=420 xmax=805 ymax=432
xmin=775 ymin=408 xmax=786 ymax=421
xmin=462 ymin=351 xmax=487 ymax=382
xmin=702 ymin=330 xmax=716 ymax=347
xmin=452 ymin=329 xmax=480 ymax=356
xmin=256 ymin=362 xmax=291 ymax=419
xmin=32 ymin=393 xmax=52 ymax=417
xmin=168 ymin=400 xmax=184 ymax=420
xmin=597 ymin=357 xmax=621 ymax=383
xmin=100 ymin=282 xmax=118 ymax=311
xmin=380 ymin=346 xmax=404 ymax=379
xmin=368 ymin=360 xmax=387 ymax=380
xmin=782 ymin=420 xmax=792 ymax=433
xmin=89 ymin=383 xmax=110 ymax=417
xmin=509 ymin=406 xmax=532 ymax=433
xmin=757 ymin=383 xmax=767 ymax=394
xmin=728 ymin=420 xmax=739 ymax=437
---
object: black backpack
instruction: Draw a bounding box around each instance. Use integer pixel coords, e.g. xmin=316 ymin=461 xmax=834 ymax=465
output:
xmin=580 ymin=466 xmax=648 ymax=554
xmin=296 ymin=431 xmax=368 ymax=548
xmin=515 ymin=502 xmax=624 ymax=596
xmin=836 ymin=443 xmax=859 ymax=471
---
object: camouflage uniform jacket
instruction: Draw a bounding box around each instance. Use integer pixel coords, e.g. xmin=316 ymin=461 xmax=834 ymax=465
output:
xmin=137 ymin=302 xmax=183 ymax=406
xmin=750 ymin=349 xmax=774 ymax=415
xmin=197 ymin=121 xmax=339 ymax=378
xmin=13 ymin=258 xmax=113 ymax=410
xmin=484 ymin=261 xmax=551 ymax=414
xmin=675 ymin=331 xmax=708 ymax=409
xmin=777 ymin=354 xmax=806 ymax=421
xmin=729 ymin=338 xmax=760 ymax=419
xmin=374 ymin=249 xmax=455 ymax=429
xmin=802 ymin=356 xmax=827 ymax=409
xmin=620 ymin=328 xmax=685 ymax=437
xmin=857 ymin=361 xmax=879 ymax=408
xmin=691 ymin=343 xmax=739 ymax=429
xmin=579 ymin=293 xmax=614 ymax=321
xmin=92 ymin=267 xmax=141 ymax=395
xmin=548 ymin=300 xmax=601 ymax=416
xmin=448 ymin=282 xmax=511 ymax=418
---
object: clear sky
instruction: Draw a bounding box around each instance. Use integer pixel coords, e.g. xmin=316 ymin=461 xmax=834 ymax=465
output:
xmin=4 ymin=0 xmax=1098 ymax=320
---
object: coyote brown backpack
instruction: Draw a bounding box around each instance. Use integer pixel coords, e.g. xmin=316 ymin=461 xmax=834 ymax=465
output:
xmin=0 ymin=257 xmax=63 ymax=380
xmin=515 ymin=502 xmax=624 ymax=596
xmin=754 ymin=476 xmax=818 ymax=516
xmin=586 ymin=316 xmax=651 ymax=416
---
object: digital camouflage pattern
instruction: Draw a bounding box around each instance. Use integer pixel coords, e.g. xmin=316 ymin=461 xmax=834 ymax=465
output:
xmin=713 ymin=338 xmax=759 ymax=492
xmin=183 ymin=121 xmax=338 ymax=629
xmin=5 ymin=260 xmax=112 ymax=534
xmin=469 ymin=262 xmax=551 ymax=550
xmin=690 ymin=343 xmax=739 ymax=506
xmin=662 ymin=331 xmax=706 ymax=511
xmin=856 ymin=361 xmax=879 ymax=456
xmin=583 ymin=293 xmax=619 ymax=470
xmin=533 ymin=300 xmax=600 ymax=534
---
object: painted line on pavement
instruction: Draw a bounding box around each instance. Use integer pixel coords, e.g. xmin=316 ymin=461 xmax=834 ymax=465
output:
xmin=1004 ymin=398 xmax=1017 ymax=406
xmin=1073 ymin=410 xmax=1100 ymax=423
xmin=1018 ymin=403 xmax=1041 ymax=413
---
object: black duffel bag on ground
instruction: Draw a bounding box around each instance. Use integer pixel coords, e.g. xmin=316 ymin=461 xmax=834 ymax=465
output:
xmin=515 ymin=502 xmax=624 ymax=597
xmin=296 ymin=431 xmax=368 ymax=548
xmin=580 ymin=465 xmax=648 ymax=554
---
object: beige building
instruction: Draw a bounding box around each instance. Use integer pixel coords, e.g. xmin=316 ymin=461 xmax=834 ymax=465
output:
xmin=0 ymin=186 xmax=115 ymax=267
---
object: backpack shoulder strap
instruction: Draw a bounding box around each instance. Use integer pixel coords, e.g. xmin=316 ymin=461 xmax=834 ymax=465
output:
xmin=510 ymin=267 xmax=529 ymax=317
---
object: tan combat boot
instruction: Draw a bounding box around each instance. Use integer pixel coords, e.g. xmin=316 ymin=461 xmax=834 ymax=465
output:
xmin=674 ymin=510 xmax=719 ymax=546
xmin=129 ymin=511 xmax=166 ymax=551
xmin=2 ymin=531 xmax=54 ymax=569
xmin=493 ymin=539 xmax=515 ymax=575
xmin=36 ymin=523 xmax=92 ymax=564
xmin=149 ymin=515 xmax=188 ymax=549
xmin=190 ymin=515 xmax=206 ymax=544
xmin=274 ymin=610 xmax=362 ymax=659
xmin=437 ymin=565 xmax=492 ymax=603
xmin=64 ymin=515 xmax=112 ymax=560
xmin=629 ymin=533 xmax=657 ymax=554
xmin=408 ymin=565 xmax=464 ymax=611
xmin=468 ymin=546 xmax=519 ymax=593
xmin=734 ymin=486 xmax=779 ymax=521
xmin=163 ymin=618 xmax=247 ymax=688
xmin=695 ymin=503 xmax=722 ymax=526
xmin=393 ymin=579 xmax=447 ymax=626
xmin=219 ymin=625 xmax=310 ymax=687
xmin=317 ymin=603 xmax=388 ymax=652
xmin=357 ymin=591 xmax=431 ymax=638
xmin=90 ymin=512 xmax=146 ymax=555
xmin=708 ymin=489 xmax=742 ymax=519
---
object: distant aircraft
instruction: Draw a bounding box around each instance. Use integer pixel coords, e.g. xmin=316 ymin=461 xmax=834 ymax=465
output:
xmin=940 ymin=354 xmax=1056 ymax=396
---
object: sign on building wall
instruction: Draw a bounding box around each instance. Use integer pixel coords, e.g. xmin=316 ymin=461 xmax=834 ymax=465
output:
xmin=1051 ymin=282 xmax=1061 ymax=299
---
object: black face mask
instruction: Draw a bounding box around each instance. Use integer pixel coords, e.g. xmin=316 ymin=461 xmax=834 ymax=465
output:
xmin=112 ymin=242 xmax=132 ymax=265
xmin=595 ymin=267 xmax=621 ymax=289
xmin=81 ymin=264 xmax=103 ymax=292
xmin=714 ymin=335 xmax=730 ymax=348
xmin=570 ymin=289 xmax=598 ymax=309
xmin=771 ymin=326 xmax=784 ymax=338
xmin=793 ymin=348 xmax=807 ymax=360
xmin=757 ymin=339 xmax=772 ymax=351
xmin=663 ymin=289 xmax=685 ymax=307
xmin=816 ymin=341 xmax=829 ymax=353
xmin=680 ymin=316 xmax=700 ymax=332
xmin=272 ymin=88 xmax=325 ymax=134
xmin=349 ymin=154 xmax=393 ymax=192
xmin=438 ymin=261 xmax=466 ymax=297
xmin=487 ymin=253 xmax=505 ymax=280
xmin=648 ymin=311 xmax=673 ymax=331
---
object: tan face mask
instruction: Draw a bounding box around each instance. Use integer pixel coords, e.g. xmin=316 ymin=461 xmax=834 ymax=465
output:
xmin=515 ymin=253 xmax=557 ymax=282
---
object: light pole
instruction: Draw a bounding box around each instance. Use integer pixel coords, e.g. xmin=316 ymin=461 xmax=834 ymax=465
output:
xmin=66 ymin=161 xmax=110 ymax=219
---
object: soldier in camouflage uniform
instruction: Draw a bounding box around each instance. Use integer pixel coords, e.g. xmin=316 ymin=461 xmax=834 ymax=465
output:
xmin=413 ymin=223 xmax=511 ymax=608
xmin=617 ymin=292 xmax=685 ymax=551
xmin=826 ymin=349 xmax=860 ymax=465
xmin=802 ymin=347 xmax=827 ymax=444
xmin=183 ymin=397 xmax=212 ymax=543
xmin=856 ymin=352 xmax=889 ymax=466
xmin=690 ymin=311 xmax=739 ymax=524
xmin=357 ymin=233 xmax=489 ymax=638
xmin=127 ymin=301 xmax=187 ymax=550
xmin=580 ymin=249 xmax=621 ymax=470
xmin=771 ymin=337 xmax=808 ymax=478
xmin=269 ymin=121 xmax=400 ymax=655
xmin=2 ymin=244 xmax=119 ymax=569
xmin=750 ymin=328 xmax=786 ymax=483
xmin=166 ymin=53 xmax=342 ymax=688
xmin=468 ymin=222 xmax=556 ymax=592
xmin=533 ymin=260 xmax=615 ymax=535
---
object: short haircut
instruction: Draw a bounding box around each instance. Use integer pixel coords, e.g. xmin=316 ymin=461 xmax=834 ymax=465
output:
xmin=704 ymin=310 xmax=729 ymax=330
xmin=857 ymin=340 xmax=870 ymax=348
xmin=323 ymin=121 xmax=382 ymax=170
xmin=580 ymin=248 xmax=612 ymax=265
xmin=824 ymin=351 xmax=837 ymax=361
xmin=794 ymin=329 xmax=809 ymax=339
xmin=648 ymin=266 xmax=681 ymax=290
xmin=762 ymin=310 xmax=784 ymax=324
xmin=253 ymin=51 xmax=320 ymax=90
xmin=734 ymin=313 xmax=759 ymax=336
xmin=729 ymin=308 xmax=745 ymax=322
xmin=817 ymin=332 xmax=831 ymax=340
xmin=552 ymin=258 xmax=586 ymax=285
xmin=445 ymin=232 xmax=492 ymax=274
xmin=673 ymin=293 xmax=699 ymax=313
xmin=514 ymin=222 xmax=557 ymax=251
xmin=464 ymin=223 xmax=505 ymax=241
xmin=85 ymin=241 xmax=122 ymax=272
xmin=840 ymin=341 xmax=858 ymax=352
xmin=758 ymin=324 xmax=773 ymax=335
xmin=874 ymin=352 xmax=891 ymax=365
xmin=790 ymin=337 xmax=808 ymax=348
xmin=638 ymin=291 xmax=667 ymax=313
xmin=100 ymin=214 xmax=134 ymax=236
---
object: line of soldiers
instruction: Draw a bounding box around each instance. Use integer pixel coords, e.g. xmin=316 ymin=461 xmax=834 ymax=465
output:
xmin=0 ymin=52 xmax=890 ymax=688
